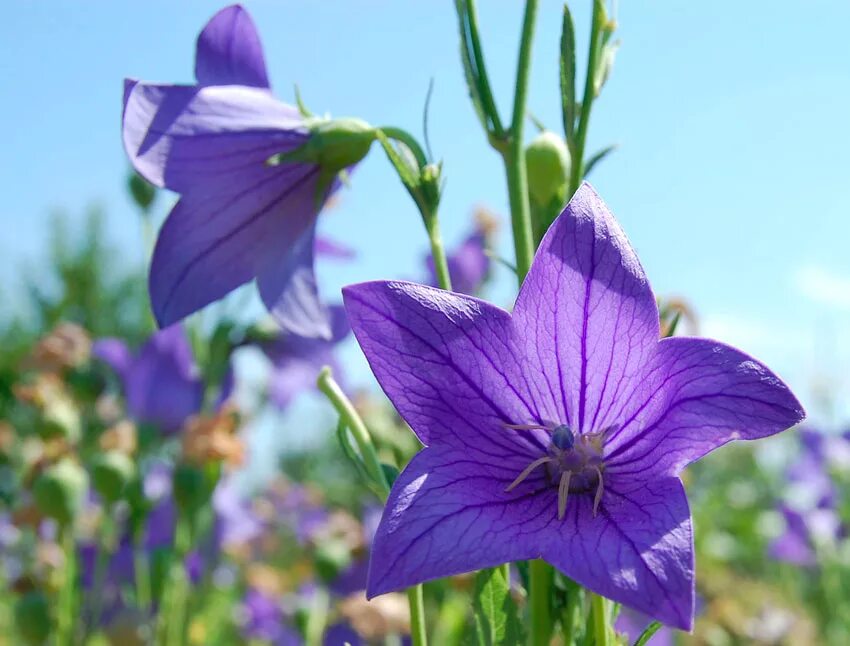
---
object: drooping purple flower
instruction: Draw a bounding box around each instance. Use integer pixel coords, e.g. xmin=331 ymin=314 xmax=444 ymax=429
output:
xmin=93 ymin=325 xmax=203 ymax=434
xmin=122 ymin=5 xmax=367 ymax=338
xmin=425 ymin=223 xmax=490 ymax=296
xmin=342 ymin=183 xmax=804 ymax=629
xmin=258 ymin=305 xmax=350 ymax=409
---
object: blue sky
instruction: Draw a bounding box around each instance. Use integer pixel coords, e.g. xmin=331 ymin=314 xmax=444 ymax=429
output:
xmin=2 ymin=1 xmax=850 ymax=436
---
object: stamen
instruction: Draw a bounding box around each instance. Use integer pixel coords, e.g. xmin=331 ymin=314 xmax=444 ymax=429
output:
xmin=592 ymin=466 xmax=604 ymax=517
xmin=503 ymin=423 xmax=551 ymax=432
xmin=504 ymin=456 xmax=553 ymax=492
xmin=558 ymin=471 xmax=572 ymax=520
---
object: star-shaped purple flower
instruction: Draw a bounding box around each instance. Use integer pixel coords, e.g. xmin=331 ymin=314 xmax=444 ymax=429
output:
xmin=123 ymin=5 xmax=347 ymax=338
xmin=93 ymin=325 xmax=204 ymax=434
xmin=342 ymin=184 xmax=804 ymax=629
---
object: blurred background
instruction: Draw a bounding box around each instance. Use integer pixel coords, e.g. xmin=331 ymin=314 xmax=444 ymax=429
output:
xmin=1 ymin=1 xmax=849 ymax=644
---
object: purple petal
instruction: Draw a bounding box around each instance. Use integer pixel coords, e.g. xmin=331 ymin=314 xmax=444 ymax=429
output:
xmin=343 ymin=281 xmax=544 ymax=457
xmin=367 ymin=446 xmax=546 ymax=597
xmin=148 ymin=152 xmax=320 ymax=328
xmin=195 ymin=5 xmax=270 ymax=89
xmin=315 ymin=236 xmax=357 ymax=260
xmin=122 ymin=82 xmax=305 ymax=191
xmin=257 ymin=222 xmax=333 ymax=339
xmin=512 ymin=183 xmax=659 ymax=432
xmin=92 ymin=338 xmax=132 ymax=378
xmin=603 ymin=337 xmax=804 ymax=477
xmin=125 ymin=326 xmax=203 ymax=433
xmin=541 ymin=477 xmax=694 ymax=630
xmin=769 ymin=506 xmax=815 ymax=566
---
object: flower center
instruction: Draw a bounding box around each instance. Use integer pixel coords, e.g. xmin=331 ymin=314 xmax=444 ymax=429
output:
xmin=503 ymin=422 xmax=613 ymax=519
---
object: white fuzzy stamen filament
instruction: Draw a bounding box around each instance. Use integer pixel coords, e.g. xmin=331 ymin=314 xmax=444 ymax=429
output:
xmin=504 ymin=456 xmax=553 ymax=492
xmin=592 ymin=466 xmax=604 ymax=517
xmin=558 ymin=471 xmax=572 ymax=520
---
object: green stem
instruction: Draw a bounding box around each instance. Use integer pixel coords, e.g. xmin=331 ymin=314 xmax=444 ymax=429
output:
xmin=501 ymin=0 xmax=539 ymax=282
xmin=529 ymin=559 xmax=553 ymax=646
xmin=379 ymin=126 xmax=429 ymax=167
xmin=304 ymin=588 xmax=329 ymax=646
xmin=133 ymin=528 xmax=152 ymax=612
xmin=317 ymin=368 xmax=427 ymax=646
xmin=590 ymin=592 xmax=610 ymax=646
xmin=568 ymin=0 xmax=604 ymax=197
xmin=56 ymin=525 xmax=77 ymax=646
xmin=407 ymin=585 xmax=428 ymax=646
xmin=317 ymin=367 xmax=389 ymax=494
xmin=427 ymin=226 xmax=453 ymax=291
xmin=90 ymin=512 xmax=115 ymax=631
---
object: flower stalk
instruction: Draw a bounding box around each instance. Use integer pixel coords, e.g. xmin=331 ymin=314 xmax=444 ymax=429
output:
xmin=317 ymin=367 xmax=428 ymax=646
xmin=590 ymin=592 xmax=611 ymax=646
xmin=57 ymin=526 xmax=77 ymax=646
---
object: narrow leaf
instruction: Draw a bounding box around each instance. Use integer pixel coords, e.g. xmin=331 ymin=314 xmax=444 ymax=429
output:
xmin=376 ymin=131 xmax=420 ymax=190
xmin=455 ymin=0 xmax=488 ymax=133
xmin=633 ymin=621 xmax=663 ymax=646
xmin=560 ymin=3 xmax=577 ymax=143
xmin=583 ymin=143 xmax=617 ymax=178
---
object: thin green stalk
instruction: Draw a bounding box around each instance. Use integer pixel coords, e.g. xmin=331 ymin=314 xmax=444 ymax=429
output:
xmin=407 ymin=585 xmax=428 ymax=646
xmin=561 ymin=587 xmax=581 ymax=645
xmin=529 ymin=559 xmax=553 ymax=646
xmin=501 ymin=0 xmax=539 ymax=282
xmin=166 ymin=517 xmax=192 ymax=646
xmin=317 ymin=368 xmax=427 ymax=646
xmin=56 ymin=526 xmax=77 ymax=646
xmin=317 ymin=368 xmax=389 ymax=494
xmin=568 ymin=0 xmax=604 ymax=196
xmin=590 ymin=592 xmax=610 ymax=646
xmin=90 ymin=512 xmax=115 ymax=630
xmin=379 ymin=126 xmax=428 ymax=167
xmin=304 ymin=588 xmax=329 ymax=646
xmin=427 ymin=227 xmax=453 ymax=291
xmin=133 ymin=536 xmax=152 ymax=612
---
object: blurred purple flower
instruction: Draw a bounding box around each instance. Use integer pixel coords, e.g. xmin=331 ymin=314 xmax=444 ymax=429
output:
xmin=213 ymin=476 xmax=265 ymax=548
xmin=343 ymin=184 xmax=804 ymax=629
xmin=769 ymin=505 xmax=819 ymax=567
xmin=122 ymin=5 xmax=347 ymax=338
xmin=240 ymin=587 xmax=302 ymax=645
xmin=258 ymin=305 xmax=350 ymax=409
xmin=93 ymin=326 xmax=203 ymax=434
xmin=425 ymin=226 xmax=489 ymax=296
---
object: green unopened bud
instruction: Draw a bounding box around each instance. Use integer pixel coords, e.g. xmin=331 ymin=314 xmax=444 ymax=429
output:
xmin=269 ymin=118 xmax=376 ymax=177
xmin=39 ymin=398 xmax=81 ymax=442
xmin=314 ymin=539 xmax=352 ymax=583
xmin=525 ymin=131 xmax=570 ymax=207
xmin=33 ymin=459 xmax=87 ymax=526
xmin=14 ymin=590 xmax=51 ymax=645
xmin=91 ymin=451 xmax=135 ymax=504
xmin=128 ymin=172 xmax=156 ymax=212
xmin=172 ymin=462 xmax=213 ymax=515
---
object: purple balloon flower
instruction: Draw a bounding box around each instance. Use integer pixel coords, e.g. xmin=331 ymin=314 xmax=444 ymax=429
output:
xmin=93 ymin=325 xmax=203 ymax=434
xmin=122 ymin=5 xmax=349 ymax=338
xmin=342 ymin=183 xmax=804 ymax=629
xmin=258 ymin=304 xmax=350 ymax=409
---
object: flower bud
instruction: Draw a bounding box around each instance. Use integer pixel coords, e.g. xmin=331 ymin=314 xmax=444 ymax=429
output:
xmin=172 ymin=462 xmax=213 ymax=515
xmin=39 ymin=398 xmax=81 ymax=443
xmin=32 ymin=458 xmax=87 ymax=525
xmin=90 ymin=451 xmax=136 ymax=504
xmin=14 ymin=590 xmax=51 ymax=645
xmin=269 ymin=118 xmax=376 ymax=177
xmin=128 ymin=172 xmax=157 ymax=212
xmin=525 ymin=131 xmax=570 ymax=208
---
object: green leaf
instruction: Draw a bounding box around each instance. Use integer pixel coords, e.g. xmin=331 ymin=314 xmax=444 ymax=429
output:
xmin=559 ymin=3 xmax=577 ymax=143
xmin=376 ymin=130 xmax=420 ymax=190
xmin=633 ymin=621 xmax=663 ymax=646
xmin=473 ymin=567 xmax=523 ymax=646
xmin=583 ymin=143 xmax=618 ymax=178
